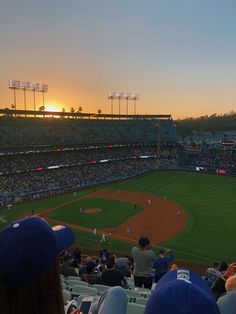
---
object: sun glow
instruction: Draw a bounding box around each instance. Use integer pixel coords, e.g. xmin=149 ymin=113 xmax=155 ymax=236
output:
xmin=45 ymin=103 xmax=61 ymax=112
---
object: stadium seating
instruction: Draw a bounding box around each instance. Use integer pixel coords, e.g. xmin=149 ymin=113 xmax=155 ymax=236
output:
xmin=126 ymin=302 xmax=145 ymax=314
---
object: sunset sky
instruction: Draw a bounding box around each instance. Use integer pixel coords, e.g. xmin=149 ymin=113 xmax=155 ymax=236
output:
xmin=0 ymin=0 xmax=235 ymax=119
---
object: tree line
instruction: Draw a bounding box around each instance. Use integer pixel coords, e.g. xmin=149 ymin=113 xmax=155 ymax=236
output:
xmin=175 ymin=111 xmax=236 ymax=137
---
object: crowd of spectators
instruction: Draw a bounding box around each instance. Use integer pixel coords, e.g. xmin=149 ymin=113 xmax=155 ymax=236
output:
xmin=0 ymin=117 xmax=176 ymax=148
xmin=0 ymin=159 xmax=157 ymax=204
xmin=58 ymin=236 xmax=236 ymax=314
xmin=187 ymin=149 xmax=236 ymax=171
xmin=0 ymin=146 xmax=177 ymax=205
xmin=0 ymin=146 xmax=177 ymax=174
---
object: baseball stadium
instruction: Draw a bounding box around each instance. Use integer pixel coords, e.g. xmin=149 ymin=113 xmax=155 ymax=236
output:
xmin=1 ymin=110 xmax=235 ymax=270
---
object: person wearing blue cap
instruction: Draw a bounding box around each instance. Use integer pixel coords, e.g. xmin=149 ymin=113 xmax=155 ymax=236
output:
xmin=0 ymin=216 xmax=75 ymax=314
xmin=144 ymin=269 xmax=220 ymax=314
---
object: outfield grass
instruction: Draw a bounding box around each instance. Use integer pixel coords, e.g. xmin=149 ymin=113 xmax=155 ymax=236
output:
xmin=1 ymin=171 xmax=236 ymax=265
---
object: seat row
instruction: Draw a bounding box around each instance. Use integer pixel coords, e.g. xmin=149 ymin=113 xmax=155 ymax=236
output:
xmin=61 ymin=276 xmax=148 ymax=313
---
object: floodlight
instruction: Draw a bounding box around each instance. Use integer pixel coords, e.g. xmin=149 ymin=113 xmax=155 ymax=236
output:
xmin=108 ymin=92 xmax=115 ymax=98
xmin=8 ymin=80 xmax=20 ymax=89
xmin=30 ymin=82 xmax=36 ymax=90
xmin=20 ymin=81 xmax=30 ymax=89
xmin=35 ymin=83 xmax=40 ymax=91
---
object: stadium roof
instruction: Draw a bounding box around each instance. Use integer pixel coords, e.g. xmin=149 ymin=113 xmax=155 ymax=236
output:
xmin=0 ymin=108 xmax=172 ymax=120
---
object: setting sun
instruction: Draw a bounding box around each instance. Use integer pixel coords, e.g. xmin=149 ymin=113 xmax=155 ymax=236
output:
xmin=45 ymin=103 xmax=61 ymax=112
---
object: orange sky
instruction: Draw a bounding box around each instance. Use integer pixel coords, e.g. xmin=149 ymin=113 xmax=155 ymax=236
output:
xmin=1 ymin=1 xmax=235 ymax=119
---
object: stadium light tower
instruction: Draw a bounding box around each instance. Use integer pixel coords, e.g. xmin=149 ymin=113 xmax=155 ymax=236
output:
xmin=38 ymin=83 xmax=48 ymax=107
xmin=8 ymin=80 xmax=20 ymax=111
xmin=108 ymin=92 xmax=115 ymax=116
xmin=20 ymin=81 xmax=30 ymax=116
xmin=131 ymin=93 xmax=139 ymax=115
xmin=124 ymin=93 xmax=131 ymax=115
xmin=116 ymin=92 xmax=122 ymax=118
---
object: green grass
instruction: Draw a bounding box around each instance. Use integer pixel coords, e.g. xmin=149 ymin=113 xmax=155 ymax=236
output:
xmin=50 ymin=198 xmax=142 ymax=229
xmin=1 ymin=171 xmax=236 ymax=265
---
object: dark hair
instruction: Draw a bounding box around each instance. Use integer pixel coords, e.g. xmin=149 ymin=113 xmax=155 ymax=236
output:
xmin=0 ymin=258 xmax=64 ymax=314
xmin=213 ymin=262 xmax=220 ymax=268
xmin=138 ymin=236 xmax=150 ymax=248
xmin=107 ymin=257 xmax=116 ymax=269
xmin=220 ymin=261 xmax=228 ymax=272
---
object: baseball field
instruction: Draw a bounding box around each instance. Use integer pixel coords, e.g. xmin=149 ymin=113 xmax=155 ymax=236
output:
xmin=1 ymin=170 xmax=236 ymax=265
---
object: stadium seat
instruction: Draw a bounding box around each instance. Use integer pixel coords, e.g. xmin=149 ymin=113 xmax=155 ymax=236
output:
xmin=126 ymin=302 xmax=145 ymax=314
xmin=67 ymin=275 xmax=81 ymax=281
xmin=126 ymin=277 xmax=135 ymax=289
xmin=63 ymin=289 xmax=72 ymax=303
xmin=135 ymin=297 xmax=149 ymax=305
xmin=67 ymin=279 xmax=89 ymax=289
xmin=92 ymin=284 xmax=110 ymax=295
xmin=126 ymin=289 xmax=143 ymax=302
xmin=133 ymin=287 xmax=150 ymax=298
xmin=71 ymin=286 xmax=98 ymax=298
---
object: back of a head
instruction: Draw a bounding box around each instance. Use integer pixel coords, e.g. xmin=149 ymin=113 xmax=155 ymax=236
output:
xmin=145 ymin=269 xmax=220 ymax=314
xmin=220 ymin=262 xmax=228 ymax=272
xmin=138 ymin=236 xmax=150 ymax=248
xmin=107 ymin=257 xmax=116 ymax=269
xmin=0 ymin=216 xmax=75 ymax=314
xmin=86 ymin=261 xmax=97 ymax=274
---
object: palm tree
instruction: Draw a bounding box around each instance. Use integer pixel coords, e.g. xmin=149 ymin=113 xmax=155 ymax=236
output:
xmin=70 ymin=107 xmax=75 ymax=119
xmin=78 ymin=106 xmax=83 ymax=113
xmin=61 ymin=107 xmax=66 ymax=118
xmin=38 ymin=105 xmax=45 ymax=117
xmin=97 ymin=109 xmax=102 ymax=115
xmin=38 ymin=105 xmax=45 ymax=111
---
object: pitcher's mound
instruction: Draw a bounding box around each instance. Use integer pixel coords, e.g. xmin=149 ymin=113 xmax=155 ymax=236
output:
xmin=84 ymin=208 xmax=102 ymax=214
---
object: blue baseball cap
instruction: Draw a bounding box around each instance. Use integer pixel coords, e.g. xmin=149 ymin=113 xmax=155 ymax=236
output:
xmin=0 ymin=216 xmax=75 ymax=287
xmin=145 ymin=269 xmax=220 ymax=314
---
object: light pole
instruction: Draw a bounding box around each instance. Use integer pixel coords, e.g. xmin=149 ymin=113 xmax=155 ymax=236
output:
xmin=8 ymin=80 xmax=20 ymax=114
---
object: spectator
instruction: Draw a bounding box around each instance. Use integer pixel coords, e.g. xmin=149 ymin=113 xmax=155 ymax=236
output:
xmin=60 ymin=254 xmax=78 ymax=277
xmin=99 ymin=241 xmax=111 ymax=265
xmin=101 ymin=257 xmax=128 ymax=288
xmin=153 ymin=248 xmax=174 ymax=283
xmin=79 ymin=256 xmax=93 ymax=277
xmin=217 ymin=291 xmax=236 ymax=314
xmin=145 ymin=269 xmax=220 ymax=314
xmin=131 ymin=236 xmax=155 ymax=289
xmin=115 ymin=256 xmax=132 ymax=277
xmin=213 ymin=275 xmax=236 ymax=314
xmin=81 ymin=261 xmax=102 ymax=285
xmin=73 ymin=247 xmax=82 ymax=263
xmin=0 ymin=216 xmax=75 ymax=314
xmin=212 ymin=262 xmax=236 ymax=300
xmin=205 ymin=262 xmax=222 ymax=287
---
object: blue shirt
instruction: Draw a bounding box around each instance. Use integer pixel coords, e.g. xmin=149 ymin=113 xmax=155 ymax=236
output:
xmin=153 ymin=252 xmax=174 ymax=274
